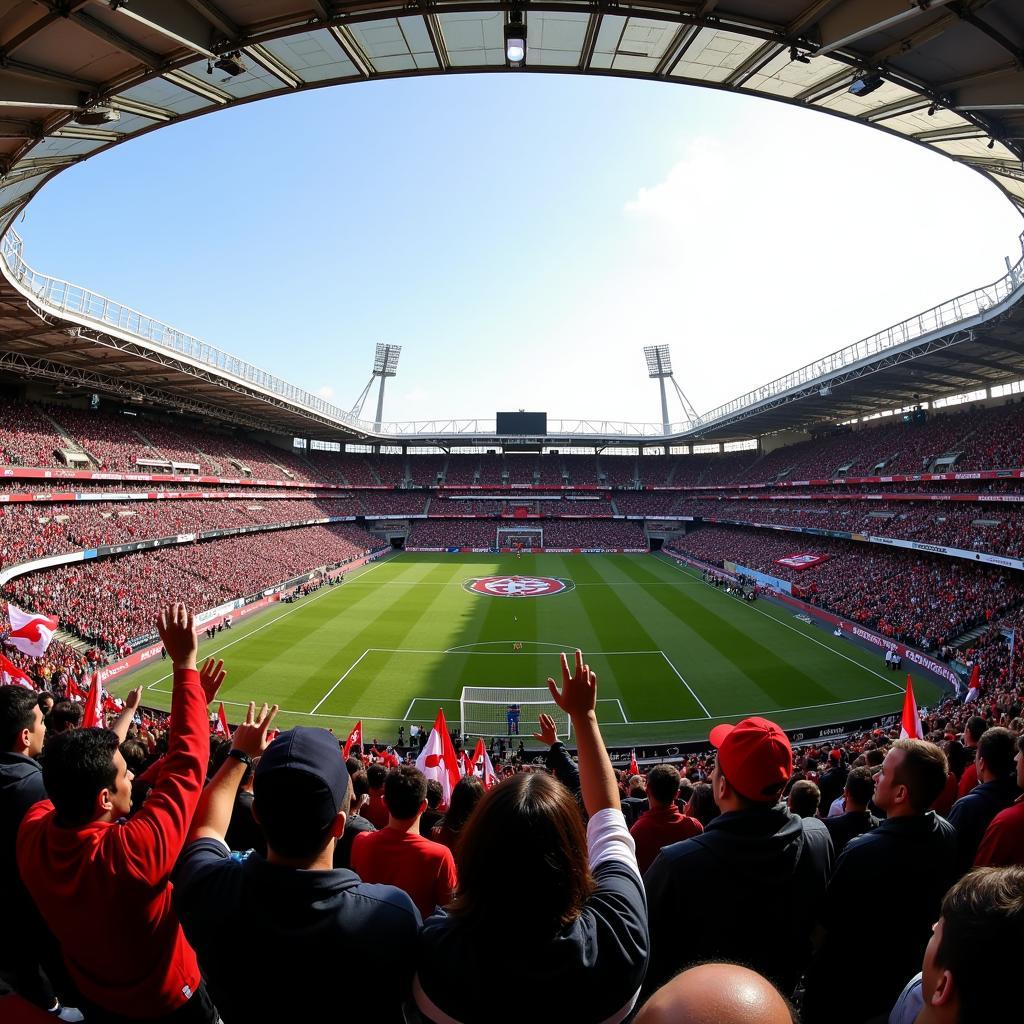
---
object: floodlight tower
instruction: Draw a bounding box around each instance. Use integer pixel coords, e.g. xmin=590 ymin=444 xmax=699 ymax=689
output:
xmin=643 ymin=345 xmax=700 ymax=432
xmin=350 ymin=343 xmax=402 ymax=430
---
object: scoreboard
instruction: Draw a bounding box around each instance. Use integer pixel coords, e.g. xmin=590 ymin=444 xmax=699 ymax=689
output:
xmin=496 ymin=411 xmax=547 ymax=435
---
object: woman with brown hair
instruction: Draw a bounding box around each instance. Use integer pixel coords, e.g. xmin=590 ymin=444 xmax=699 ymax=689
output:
xmin=431 ymin=774 xmax=485 ymax=851
xmin=413 ymin=650 xmax=649 ymax=1023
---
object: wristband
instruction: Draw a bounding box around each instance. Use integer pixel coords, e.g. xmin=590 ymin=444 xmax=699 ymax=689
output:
xmin=227 ymin=749 xmax=254 ymax=769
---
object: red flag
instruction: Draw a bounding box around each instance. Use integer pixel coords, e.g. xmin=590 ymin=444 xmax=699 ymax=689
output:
xmin=415 ymin=708 xmax=462 ymax=807
xmin=964 ymin=663 xmax=981 ymax=704
xmin=5 ymin=604 xmax=58 ymax=658
xmin=628 ymin=750 xmax=639 ymax=777
xmin=82 ymin=673 xmax=103 ymax=729
xmin=66 ymin=674 xmax=86 ymax=700
xmin=342 ymin=721 xmax=362 ymax=759
xmin=0 ymin=652 xmax=34 ymax=690
xmin=462 ymin=751 xmax=474 ymax=777
xmin=471 ymin=737 xmax=497 ymax=788
xmin=216 ymin=703 xmax=230 ymax=736
xmin=899 ymin=676 xmax=924 ymax=740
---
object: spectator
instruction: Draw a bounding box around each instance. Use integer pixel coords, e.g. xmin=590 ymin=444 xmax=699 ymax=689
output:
xmin=823 ymin=765 xmax=879 ymax=857
xmin=0 ymin=686 xmax=82 ymax=1021
xmin=643 ymin=717 xmax=832 ymax=997
xmin=431 ymin=775 xmax=484 ymax=851
xmin=787 ymin=778 xmax=821 ymax=819
xmin=350 ymin=765 xmax=457 ymax=920
xmin=363 ymin=762 xmax=389 ymax=829
xmin=889 ymin=866 xmax=1024 ymax=1024
xmin=415 ymin=651 xmax=648 ymax=1023
xmin=174 ymin=716 xmax=420 ymax=1023
xmin=46 ymin=700 xmax=83 ymax=736
xmin=222 ymin=749 xmax=264 ymax=857
xmin=418 ymin=778 xmax=444 ymax=837
xmin=818 ymin=748 xmax=848 ymax=815
xmin=947 ymin=726 xmax=1021 ymax=875
xmin=957 ymin=716 xmax=988 ymax=797
xmin=620 ymin=773 xmax=649 ymax=825
xmin=630 ymin=764 xmax=703 ymax=875
xmin=635 ymin=963 xmax=795 ymax=1024
xmin=334 ymin=767 xmax=375 ymax=870
xmin=17 ymin=604 xmax=224 ymax=1024
xmin=974 ymin=733 xmax=1024 ymax=866
xmin=804 ymin=739 xmax=957 ymax=1024
xmin=37 ymin=691 xmax=55 ymax=718
xmin=684 ymin=780 xmax=717 ymax=827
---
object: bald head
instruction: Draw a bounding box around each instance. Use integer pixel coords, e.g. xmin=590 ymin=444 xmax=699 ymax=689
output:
xmin=635 ymin=964 xmax=794 ymax=1024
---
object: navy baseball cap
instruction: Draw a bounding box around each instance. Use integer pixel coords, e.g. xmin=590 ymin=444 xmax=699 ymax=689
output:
xmin=254 ymin=727 xmax=349 ymax=837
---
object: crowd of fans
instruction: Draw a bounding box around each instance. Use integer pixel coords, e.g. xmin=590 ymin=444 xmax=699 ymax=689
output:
xmin=5 ymin=523 xmax=381 ymax=655
xmin=2 ymin=617 xmax=1022 ymax=1024
xmin=667 ymin=525 xmax=1024 ymax=651
xmin=406 ymin=518 xmax=646 ymax=549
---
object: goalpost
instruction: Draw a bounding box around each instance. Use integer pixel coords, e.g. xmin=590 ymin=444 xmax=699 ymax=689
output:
xmin=460 ymin=687 xmax=571 ymax=740
xmin=496 ymin=526 xmax=543 ymax=549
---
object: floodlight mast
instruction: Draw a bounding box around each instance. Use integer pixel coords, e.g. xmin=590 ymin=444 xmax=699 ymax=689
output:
xmin=642 ymin=344 xmax=699 ymax=433
xmin=349 ymin=343 xmax=402 ymax=431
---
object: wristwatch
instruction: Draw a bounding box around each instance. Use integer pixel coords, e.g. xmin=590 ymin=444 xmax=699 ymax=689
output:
xmin=227 ymin=749 xmax=254 ymax=769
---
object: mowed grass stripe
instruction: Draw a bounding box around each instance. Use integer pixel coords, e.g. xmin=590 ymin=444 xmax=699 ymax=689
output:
xmin=617 ymin=555 xmax=848 ymax=710
xmin=563 ymin=555 xmax=704 ymax=722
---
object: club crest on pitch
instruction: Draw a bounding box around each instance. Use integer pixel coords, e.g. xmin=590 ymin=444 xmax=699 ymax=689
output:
xmin=463 ymin=575 xmax=574 ymax=598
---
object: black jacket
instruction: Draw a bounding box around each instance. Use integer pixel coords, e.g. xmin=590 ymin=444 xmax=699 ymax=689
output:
xmin=643 ymin=802 xmax=833 ymax=996
xmin=824 ymin=809 xmax=879 ymax=857
xmin=803 ymin=811 xmax=957 ymax=1024
xmin=947 ymin=776 xmax=1021 ymax=875
xmin=0 ymin=752 xmax=46 ymax=897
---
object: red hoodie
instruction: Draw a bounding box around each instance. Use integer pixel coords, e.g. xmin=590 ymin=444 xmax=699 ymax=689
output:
xmin=18 ymin=667 xmax=208 ymax=1018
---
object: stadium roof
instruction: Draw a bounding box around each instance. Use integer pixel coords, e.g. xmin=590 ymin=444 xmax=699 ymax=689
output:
xmin=1 ymin=0 xmax=1024 ymax=446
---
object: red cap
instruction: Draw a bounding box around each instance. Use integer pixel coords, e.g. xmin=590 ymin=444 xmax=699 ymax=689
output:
xmin=829 ymin=749 xmax=842 ymax=763
xmin=710 ymin=717 xmax=793 ymax=803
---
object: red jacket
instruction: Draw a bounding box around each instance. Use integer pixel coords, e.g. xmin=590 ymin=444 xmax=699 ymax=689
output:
xmin=630 ymin=806 xmax=703 ymax=875
xmin=974 ymin=797 xmax=1024 ymax=868
xmin=18 ymin=667 xmax=209 ymax=1018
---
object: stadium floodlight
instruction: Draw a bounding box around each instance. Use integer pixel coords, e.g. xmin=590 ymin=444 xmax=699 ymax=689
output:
xmin=644 ymin=344 xmax=672 ymax=379
xmin=351 ymin=343 xmax=402 ymax=431
xmin=505 ymin=14 xmax=527 ymax=66
xmin=74 ymin=103 xmax=119 ymax=126
xmin=212 ymin=51 xmax=247 ymax=77
xmin=642 ymin=345 xmax=699 ymax=433
xmin=848 ymin=74 xmax=884 ymax=98
xmin=373 ymin=342 xmax=401 ymax=378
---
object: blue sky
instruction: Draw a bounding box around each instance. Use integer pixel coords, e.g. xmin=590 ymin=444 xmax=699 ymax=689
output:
xmin=21 ymin=72 xmax=1024 ymax=428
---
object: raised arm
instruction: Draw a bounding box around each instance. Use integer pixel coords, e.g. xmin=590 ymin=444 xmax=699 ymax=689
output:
xmin=189 ymin=701 xmax=277 ymax=844
xmin=545 ymin=650 xmax=619 ymax=817
xmin=110 ymin=685 xmax=143 ymax=744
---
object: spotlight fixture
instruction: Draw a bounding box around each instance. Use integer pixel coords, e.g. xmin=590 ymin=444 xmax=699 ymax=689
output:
xmin=927 ymin=102 xmax=938 ymax=116
xmin=504 ymin=13 xmax=526 ymax=66
xmin=988 ymin=138 xmax=996 ymax=149
xmin=212 ymin=50 xmax=247 ymax=77
xmin=848 ymin=73 xmax=884 ymax=98
xmin=789 ymin=45 xmax=811 ymax=65
xmin=74 ymin=102 xmax=120 ymax=126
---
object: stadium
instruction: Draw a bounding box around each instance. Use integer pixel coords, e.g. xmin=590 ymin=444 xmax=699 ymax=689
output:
xmin=2 ymin=3 xmax=1024 ymax=1023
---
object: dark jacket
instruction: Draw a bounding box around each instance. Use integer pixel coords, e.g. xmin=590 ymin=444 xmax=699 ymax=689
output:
xmin=947 ymin=776 xmax=1021 ymax=875
xmin=824 ymin=808 xmax=879 ymax=857
xmin=0 ymin=752 xmax=46 ymax=924
xmin=546 ymin=741 xmax=580 ymax=796
xmin=803 ymin=811 xmax=957 ymax=1024
xmin=818 ymin=764 xmax=849 ymax=815
xmin=643 ymin=802 xmax=832 ymax=996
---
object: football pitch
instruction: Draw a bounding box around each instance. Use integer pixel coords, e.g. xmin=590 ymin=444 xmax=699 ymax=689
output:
xmin=113 ymin=553 xmax=947 ymax=746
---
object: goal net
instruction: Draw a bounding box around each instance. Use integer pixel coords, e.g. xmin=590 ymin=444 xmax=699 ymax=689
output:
xmin=496 ymin=527 xmax=543 ymax=549
xmin=460 ymin=687 xmax=571 ymax=740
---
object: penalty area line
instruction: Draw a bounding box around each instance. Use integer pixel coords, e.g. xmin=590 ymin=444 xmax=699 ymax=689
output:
xmin=310 ymin=650 xmax=371 ymax=714
xmin=659 ymin=651 xmax=713 ymax=720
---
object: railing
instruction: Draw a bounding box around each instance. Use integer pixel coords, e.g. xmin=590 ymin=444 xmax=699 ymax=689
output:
xmin=696 ymin=230 xmax=1024 ymax=428
xmin=4 ymin=224 xmax=1024 ymax=441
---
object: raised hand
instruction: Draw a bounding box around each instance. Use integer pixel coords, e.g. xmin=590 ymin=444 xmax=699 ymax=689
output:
xmin=155 ymin=603 xmax=197 ymax=670
xmin=124 ymin=685 xmax=143 ymax=713
xmin=231 ymin=701 xmax=279 ymax=758
xmin=532 ymin=712 xmax=559 ymax=746
xmin=546 ymin=649 xmax=597 ymax=721
xmin=198 ymin=658 xmax=226 ymax=705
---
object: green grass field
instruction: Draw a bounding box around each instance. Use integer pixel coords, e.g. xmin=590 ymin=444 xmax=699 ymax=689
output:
xmin=111 ymin=552 xmax=947 ymax=746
